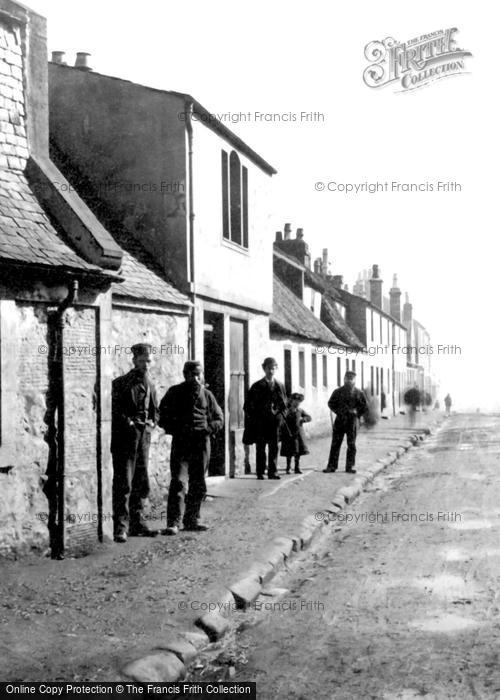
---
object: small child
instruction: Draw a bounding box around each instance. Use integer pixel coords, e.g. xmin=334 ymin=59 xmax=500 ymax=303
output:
xmin=280 ymin=393 xmax=312 ymax=474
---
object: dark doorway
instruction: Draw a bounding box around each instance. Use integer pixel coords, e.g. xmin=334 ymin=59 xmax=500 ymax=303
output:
xmin=284 ymin=349 xmax=292 ymax=396
xmin=229 ymin=319 xmax=248 ymax=430
xmin=203 ymin=311 xmax=225 ymax=476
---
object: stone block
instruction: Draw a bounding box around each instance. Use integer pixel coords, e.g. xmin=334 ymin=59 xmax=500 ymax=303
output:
xmin=183 ymin=630 xmax=210 ymax=651
xmin=195 ymin=612 xmax=230 ymax=642
xmin=229 ymin=577 xmax=262 ymax=609
xmin=122 ymin=652 xmax=186 ymax=682
xmin=237 ymin=561 xmax=273 ymax=584
xmin=155 ymin=639 xmax=197 ymax=665
xmin=298 ymin=527 xmax=315 ymax=549
xmin=271 ymin=536 xmax=294 ymax=558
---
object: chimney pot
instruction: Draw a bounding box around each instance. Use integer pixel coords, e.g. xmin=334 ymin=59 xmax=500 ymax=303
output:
xmin=371 ymin=264 xmax=380 ymax=279
xmin=74 ymin=52 xmax=93 ymax=71
xmin=284 ymin=223 xmax=292 ymax=240
xmin=296 ymin=227 xmax=304 ymax=239
xmin=51 ymin=51 xmax=67 ymax=65
xmin=275 ymin=231 xmax=283 ymax=242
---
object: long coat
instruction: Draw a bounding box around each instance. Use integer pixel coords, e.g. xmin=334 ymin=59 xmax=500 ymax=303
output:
xmin=243 ymin=378 xmax=287 ymax=445
xmin=111 ymin=369 xmax=159 ymax=453
xmin=280 ymin=407 xmax=312 ymax=457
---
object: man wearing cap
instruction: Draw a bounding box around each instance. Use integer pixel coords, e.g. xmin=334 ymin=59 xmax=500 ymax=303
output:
xmin=323 ymin=370 xmax=367 ymax=474
xmin=159 ymin=361 xmax=224 ymax=534
xmin=243 ymin=357 xmax=287 ymax=480
xmin=111 ymin=343 xmax=159 ymax=542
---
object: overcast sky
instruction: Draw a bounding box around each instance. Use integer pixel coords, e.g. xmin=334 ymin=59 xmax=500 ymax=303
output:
xmin=25 ymin=0 xmax=496 ymax=410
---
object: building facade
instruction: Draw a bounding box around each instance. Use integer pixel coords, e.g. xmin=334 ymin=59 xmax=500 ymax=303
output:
xmin=48 ymin=62 xmax=277 ymax=477
xmin=0 ymin=0 xmax=123 ymax=555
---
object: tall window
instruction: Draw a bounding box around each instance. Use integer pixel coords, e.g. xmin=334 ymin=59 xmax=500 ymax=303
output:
xmin=311 ymin=352 xmax=317 ymax=387
xmin=370 ymin=310 xmax=374 ymax=342
xmin=370 ymin=366 xmax=374 ymax=396
xmin=221 ymin=149 xmax=248 ymax=248
xmin=322 ymin=355 xmax=328 ymax=387
xmin=337 ymin=357 xmax=341 ymax=386
xmin=299 ymin=350 xmax=305 ymax=388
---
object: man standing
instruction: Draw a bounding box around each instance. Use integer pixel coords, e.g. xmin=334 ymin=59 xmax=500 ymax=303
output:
xmin=243 ymin=357 xmax=287 ymax=480
xmin=159 ymin=361 xmax=223 ymax=534
xmin=444 ymin=393 xmax=452 ymax=417
xmin=323 ymin=370 xmax=367 ymax=474
xmin=111 ymin=343 xmax=159 ymax=543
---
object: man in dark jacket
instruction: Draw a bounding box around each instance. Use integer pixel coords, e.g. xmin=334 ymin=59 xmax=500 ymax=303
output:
xmin=243 ymin=357 xmax=287 ymax=480
xmin=159 ymin=361 xmax=223 ymax=534
xmin=111 ymin=343 xmax=159 ymax=542
xmin=323 ymin=370 xmax=367 ymax=474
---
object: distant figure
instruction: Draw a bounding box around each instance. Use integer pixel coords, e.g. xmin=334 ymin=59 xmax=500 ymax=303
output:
xmin=433 ymin=400 xmax=441 ymax=411
xmin=323 ymin=370 xmax=367 ymax=475
xmin=404 ymin=384 xmax=421 ymax=427
xmin=243 ymin=357 xmax=287 ymax=480
xmin=280 ymin=393 xmax=311 ymax=474
xmin=444 ymin=394 xmax=452 ymax=416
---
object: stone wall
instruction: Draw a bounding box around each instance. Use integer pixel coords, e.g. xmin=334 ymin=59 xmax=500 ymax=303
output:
xmin=0 ymin=302 xmax=50 ymax=554
xmin=0 ymin=300 xmax=106 ymax=555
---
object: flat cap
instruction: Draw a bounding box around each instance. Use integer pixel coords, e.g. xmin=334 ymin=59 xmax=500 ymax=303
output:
xmin=183 ymin=360 xmax=203 ymax=373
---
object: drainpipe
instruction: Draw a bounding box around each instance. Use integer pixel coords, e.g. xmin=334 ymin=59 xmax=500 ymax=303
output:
xmin=185 ymin=99 xmax=196 ymax=359
xmin=53 ymin=279 xmax=79 ymax=559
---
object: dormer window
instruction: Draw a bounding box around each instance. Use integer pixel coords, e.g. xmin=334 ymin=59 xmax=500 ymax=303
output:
xmin=221 ymin=149 xmax=248 ymax=248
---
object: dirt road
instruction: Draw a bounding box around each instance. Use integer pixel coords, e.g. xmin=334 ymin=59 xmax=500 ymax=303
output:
xmin=196 ymin=414 xmax=500 ymax=699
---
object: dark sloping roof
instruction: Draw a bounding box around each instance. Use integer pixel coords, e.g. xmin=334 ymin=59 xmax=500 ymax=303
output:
xmin=271 ymin=276 xmax=345 ymax=345
xmin=321 ymin=295 xmax=364 ymax=349
xmin=112 ymin=249 xmax=190 ymax=308
xmin=0 ymin=168 xmax=101 ymax=272
xmin=49 ymin=64 xmax=276 ymax=176
xmin=304 ymin=267 xmax=327 ymax=293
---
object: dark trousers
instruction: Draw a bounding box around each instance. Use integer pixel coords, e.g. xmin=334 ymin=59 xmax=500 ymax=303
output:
xmin=112 ymin=426 xmax=151 ymax=535
xmin=256 ymin=434 xmax=279 ymax=477
xmin=167 ymin=434 xmax=210 ymax=527
xmin=327 ymin=417 xmax=358 ymax=471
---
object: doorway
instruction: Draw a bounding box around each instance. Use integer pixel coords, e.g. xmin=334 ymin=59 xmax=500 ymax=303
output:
xmin=203 ymin=311 xmax=225 ymax=475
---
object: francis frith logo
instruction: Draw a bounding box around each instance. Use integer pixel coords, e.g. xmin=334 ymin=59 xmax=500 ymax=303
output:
xmin=363 ymin=28 xmax=472 ymax=91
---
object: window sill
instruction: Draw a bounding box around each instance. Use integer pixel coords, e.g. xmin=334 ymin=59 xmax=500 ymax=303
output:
xmin=221 ymin=238 xmax=250 ymax=256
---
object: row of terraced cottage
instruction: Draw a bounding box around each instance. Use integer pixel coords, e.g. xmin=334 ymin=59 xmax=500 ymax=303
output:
xmin=0 ymin=0 xmax=437 ymax=555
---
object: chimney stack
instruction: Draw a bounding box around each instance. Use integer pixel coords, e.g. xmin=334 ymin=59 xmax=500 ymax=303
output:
xmin=74 ymin=52 xmax=92 ymax=71
xmin=389 ymin=273 xmax=401 ymax=321
xmin=403 ymin=292 xmax=413 ymax=328
xmin=322 ymin=248 xmax=329 ymax=275
xmin=313 ymin=258 xmax=322 ymax=274
xmin=369 ymin=264 xmax=383 ymax=308
xmin=51 ymin=51 xmax=67 ymax=65
xmin=283 ymin=223 xmax=292 ymax=240
xmin=332 ymin=275 xmax=343 ymax=289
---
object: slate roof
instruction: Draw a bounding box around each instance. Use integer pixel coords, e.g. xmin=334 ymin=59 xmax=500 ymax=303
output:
xmin=321 ymin=295 xmax=364 ymax=349
xmin=112 ymin=247 xmax=190 ymax=308
xmin=271 ymin=276 xmax=345 ymax=345
xmin=0 ymin=167 xmax=102 ymax=272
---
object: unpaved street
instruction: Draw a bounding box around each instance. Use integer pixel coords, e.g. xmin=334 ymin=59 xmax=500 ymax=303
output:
xmin=198 ymin=415 xmax=500 ymax=699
